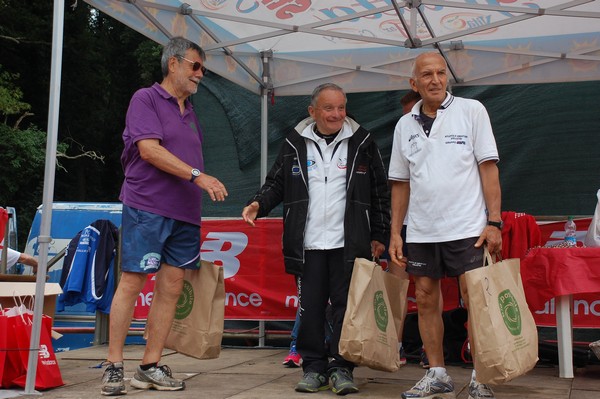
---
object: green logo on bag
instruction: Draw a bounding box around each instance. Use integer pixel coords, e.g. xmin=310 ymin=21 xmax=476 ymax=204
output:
xmin=373 ymin=290 xmax=388 ymax=332
xmin=498 ymin=289 xmax=521 ymax=336
xmin=174 ymin=280 xmax=194 ymax=320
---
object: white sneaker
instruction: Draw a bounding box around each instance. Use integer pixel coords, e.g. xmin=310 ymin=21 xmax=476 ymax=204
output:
xmin=401 ymin=369 xmax=456 ymax=398
xmin=130 ymin=364 xmax=184 ymax=391
xmin=468 ymin=379 xmax=495 ymax=399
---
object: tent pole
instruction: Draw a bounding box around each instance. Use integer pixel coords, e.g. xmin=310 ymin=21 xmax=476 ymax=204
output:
xmin=260 ymin=50 xmax=273 ymax=184
xmin=258 ymin=51 xmax=273 ymax=348
xmin=24 ymin=0 xmax=64 ymax=393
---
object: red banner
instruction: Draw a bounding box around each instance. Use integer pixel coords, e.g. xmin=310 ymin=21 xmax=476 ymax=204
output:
xmin=132 ymin=217 xmax=599 ymax=328
xmin=134 ymin=218 xmax=297 ymax=320
xmin=133 ymin=219 xmax=462 ymax=320
xmin=527 ymin=218 xmax=600 ymax=328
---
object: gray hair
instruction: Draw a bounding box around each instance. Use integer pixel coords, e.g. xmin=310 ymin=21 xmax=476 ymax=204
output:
xmin=310 ymin=83 xmax=346 ymax=107
xmin=160 ymin=36 xmax=205 ymax=78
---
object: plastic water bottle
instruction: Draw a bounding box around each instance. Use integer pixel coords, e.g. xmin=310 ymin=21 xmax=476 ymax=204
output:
xmin=564 ymin=216 xmax=577 ymax=247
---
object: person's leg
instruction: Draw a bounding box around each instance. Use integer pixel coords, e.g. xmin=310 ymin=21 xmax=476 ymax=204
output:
xmin=326 ymin=249 xmax=358 ymax=395
xmin=141 ymin=263 xmax=185 ymax=364
xmin=297 ymin=251 xmax=328 ymax=371
xmin=295 ymin=250 xmax=329 ymax=393
xmin=326 ymin=249 xmax=353 ymax=371
xmin=414 ymin=275 xmax=445 ymax=368
xmin=107 ymin=272 xmax=148 ymax=363
xmin=420 ymin=287 xmax=444 ymax=368
xmin=402 ymin=242 xmax=455 ymax=399
xmin=323 ymin=302 xmax=334 ymax=356
xmin=283 ymin=306 xmax=302 ymax=367
xmin=130 ymin=214 xmax=198 ymax=392
xmin=402 ymin=277 xmax=454 ymax=399
xmin=291 ymin=306 xmax=301 ymax=347
xmin=102 ymin=271 xmax=147 ymax=396
xmin=130 ymin=262 xmax=187 ymax=392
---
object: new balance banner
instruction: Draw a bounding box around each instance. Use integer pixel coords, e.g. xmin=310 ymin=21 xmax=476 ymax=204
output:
xmin=132 ymin=218 xmax=598 ymax=328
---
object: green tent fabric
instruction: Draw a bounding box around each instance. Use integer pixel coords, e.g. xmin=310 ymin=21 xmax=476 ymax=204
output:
xmin=195 ymin=75 xmax=600 ymax=219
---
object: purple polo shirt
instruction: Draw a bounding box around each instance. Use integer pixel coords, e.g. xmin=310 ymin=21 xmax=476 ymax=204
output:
xmin=119 ymin=83 xmax=204 ymax=226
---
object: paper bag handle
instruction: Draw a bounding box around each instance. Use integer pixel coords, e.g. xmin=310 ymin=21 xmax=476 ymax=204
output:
xmin=482 ymin=246 xmax=502 ymax=267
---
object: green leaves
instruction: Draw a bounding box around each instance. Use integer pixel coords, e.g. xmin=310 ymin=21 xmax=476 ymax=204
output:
xmin=0 ymin=67 xmax=31 ymax=123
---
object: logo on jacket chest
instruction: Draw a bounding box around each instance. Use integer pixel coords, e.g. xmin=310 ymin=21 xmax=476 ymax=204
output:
xmin=337 ymin=157 xmax=347 ymax=170
xmin=291 ymin=160 xmax=301 ymax=176
xmin=356 ymin=164 xmax=368 ymax=174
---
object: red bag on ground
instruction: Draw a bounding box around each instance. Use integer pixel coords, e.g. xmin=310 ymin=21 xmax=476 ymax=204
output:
xmin=0 ymin=312 xmax=27 ymax=388
xmin=0 ymin=314 xmax=5 ymax=385
xmin=10 ymin=313 xmax=64 ymax=390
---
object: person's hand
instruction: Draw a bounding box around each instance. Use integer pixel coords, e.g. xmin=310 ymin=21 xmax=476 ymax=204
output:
xmin=388 ymin=233 xmax=406 ymax=266
xmin=242 ymin=202 xmax=260 ymax=227
xmin=195 ymin=173 xmax=228 ymax=201
xmin=371 ymin=240 xmax=385 ymax=259
xmin=475 ymin=225 xmax=502 ymax=255
xmin=387 ymin=258 xmax=408 ymax=278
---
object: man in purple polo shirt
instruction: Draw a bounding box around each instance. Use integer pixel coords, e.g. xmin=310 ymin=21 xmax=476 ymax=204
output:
xmin=101 ymin=37 xmax=228 ymax=396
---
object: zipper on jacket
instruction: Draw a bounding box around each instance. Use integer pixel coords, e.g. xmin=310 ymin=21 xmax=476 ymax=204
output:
xmin=287 ymin=138 xmax=308 ymax=265
xmin=347 ymin=133 xmax=370 ymax=191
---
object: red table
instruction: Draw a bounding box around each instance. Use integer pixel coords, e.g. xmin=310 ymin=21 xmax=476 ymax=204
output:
xmin=521 ymin=247 xmax=600 ymax=378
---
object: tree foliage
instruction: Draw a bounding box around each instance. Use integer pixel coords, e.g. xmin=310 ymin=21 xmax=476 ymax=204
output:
xmin=0 ymin=67 xmax=31 ymax=125
xmin=0 ymin=0 xmax=160 ymax=246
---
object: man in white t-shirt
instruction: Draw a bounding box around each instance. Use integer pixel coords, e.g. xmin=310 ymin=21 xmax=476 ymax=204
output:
xmin=388 ymin=52 xmax=502 ymax=399
xmin=1 ymin=246 xmax=38 ymax=273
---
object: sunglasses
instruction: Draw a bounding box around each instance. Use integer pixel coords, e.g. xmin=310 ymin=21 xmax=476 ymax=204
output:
xmin=176 ymin=55 xmax=207 ymax=74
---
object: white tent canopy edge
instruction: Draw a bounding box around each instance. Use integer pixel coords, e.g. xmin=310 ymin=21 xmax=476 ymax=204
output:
xmin=84 ymin=0 xmax=600 ymax=95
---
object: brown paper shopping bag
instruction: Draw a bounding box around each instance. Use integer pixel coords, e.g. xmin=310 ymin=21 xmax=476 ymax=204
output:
xmin=465 ymin=249 xmax=538 ymax=384
xmin=164 ymin=260 xmax=225 ymax=359
xmin=339 ymin=258 xmax=409 ymax=372
xmin=384 ymin=264 xmax=409 ymax=345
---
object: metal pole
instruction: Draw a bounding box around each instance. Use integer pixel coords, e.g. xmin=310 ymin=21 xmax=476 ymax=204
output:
xmin=259 ymin=50 xmax=273 ymax=185
xmin=24 ymin=0 xmax=64 ymax=393
xmin=0 ymin=210 xmax=10 ymax=273
xmin=258 ymin=51 xmax=273 ymax=347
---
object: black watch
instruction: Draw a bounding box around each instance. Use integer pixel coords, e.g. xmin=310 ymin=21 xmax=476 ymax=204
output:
xmin=190 ymin=168 xmax=201 ymax=182
xmin=487 ymin=220 xmax=503 ymax=230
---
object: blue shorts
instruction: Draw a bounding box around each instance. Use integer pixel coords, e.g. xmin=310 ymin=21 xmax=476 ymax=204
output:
xmin=120 ymin=205 xmax=200 ymax=273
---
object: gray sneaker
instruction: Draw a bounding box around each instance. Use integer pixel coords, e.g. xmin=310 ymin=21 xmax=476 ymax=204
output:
xmin=295 ymin=372 xmax=329 ymax=393
xmin=130 ymin=364 xmax=185 ymax=391
xmin=468 ymin=380 xmax=495 ymax=399
xmin=101 ymin=362 xmax=126 ymax=396
xmin=329 ymin=367 xmax=359 ymax=395
xmin=401 ymin=369 xmax=456 ymax=399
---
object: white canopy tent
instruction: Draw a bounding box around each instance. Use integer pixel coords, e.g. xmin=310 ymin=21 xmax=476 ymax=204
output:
xmin=27 ymin=0 xmax=600 ymax=393
xmin=87 ymin=0 xmax=600 ymax=94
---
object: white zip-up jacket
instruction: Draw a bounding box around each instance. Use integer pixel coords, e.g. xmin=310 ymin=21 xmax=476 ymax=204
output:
xmin=247 ymin=116 xmax=390 ymax=277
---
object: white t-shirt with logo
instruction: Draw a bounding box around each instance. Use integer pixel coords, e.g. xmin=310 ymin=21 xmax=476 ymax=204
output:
xmin=389 ymin=94 xmax=499 ymax=243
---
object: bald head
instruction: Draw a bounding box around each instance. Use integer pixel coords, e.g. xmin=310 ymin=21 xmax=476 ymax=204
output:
xmin=409 ymin=52 xmax=448 ymax=112
xmin=411 ymin=52 xmax=446 ymax=78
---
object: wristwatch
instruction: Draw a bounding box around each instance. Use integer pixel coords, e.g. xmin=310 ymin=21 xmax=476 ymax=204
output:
xmin=190 ymin=168 xmax=201 ymax=182
xmin=487 ymin=220 xmax=503 ymax=230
